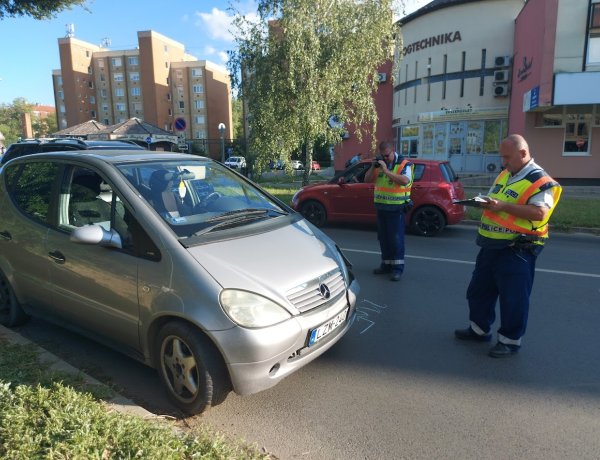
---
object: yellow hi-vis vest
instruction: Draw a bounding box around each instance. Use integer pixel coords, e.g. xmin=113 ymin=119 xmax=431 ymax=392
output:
xmin=479 ymin=168 xmax=562 ymax=243
xmin=374 ymin=159 xmax=412 ymax=206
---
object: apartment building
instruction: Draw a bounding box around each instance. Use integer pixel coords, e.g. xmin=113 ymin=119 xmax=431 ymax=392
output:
xmin=52 ymin=30 xmax=232 ymax=156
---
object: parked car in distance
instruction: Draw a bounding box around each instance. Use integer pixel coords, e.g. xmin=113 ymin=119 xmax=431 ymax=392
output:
xmin=0 ymin=151 xmax=359 ymax=414
xmin=291 ymin=160 xmax=304 ymax=170
xmin=223 ymin=156 xmax=246 ymax=169
xmin=291 ymin=159 xmax=465 ymax=236
xmin=1 ymin=138 xmax=145 ymax=165
xmin=311 ymin=160 xmax=321 ymax=170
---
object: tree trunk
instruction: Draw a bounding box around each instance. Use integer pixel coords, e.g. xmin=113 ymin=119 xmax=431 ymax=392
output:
xmin=302 ymin=143 xmax=313 ymax=186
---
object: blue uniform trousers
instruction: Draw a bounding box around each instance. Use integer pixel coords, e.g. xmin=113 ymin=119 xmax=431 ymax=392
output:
xmin=376 ymin=209 xmax=406 ymax=274
xmin=466 ymin=246 xmax=539 ymax=343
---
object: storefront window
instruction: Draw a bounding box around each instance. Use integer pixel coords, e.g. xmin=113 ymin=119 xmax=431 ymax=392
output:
xmin=434 ymin=124 xmax=447 ymax=156
xmin=483 ymin=120 xmax=502 ymax=153
xmin=422 ymin=124 xmax=434 ymax=155
xmin=466 ymin=122 xmax=483 ymax=154
xmin=536 ymin=106 xmax=564 ymax=127
xmin=402 ymin=126 xmax=419 ymax=137
xmin=564 ymin=106 xmax=592 ymax=154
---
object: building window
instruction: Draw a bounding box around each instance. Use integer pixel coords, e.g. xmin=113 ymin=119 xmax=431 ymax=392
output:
xmin=192 ymin=68 xmax=202 ymax=77
xmin=193 ymin=84 xmax=204 ymax=94
xmin=116 ymin=103 xmax=126 ymax=112
xmin=167 ymin=93 xmax=171 ymax=101
xmin=179 ymin=101 xmax=185 ymax=109
xmin=133 ymin=102 xmax=142 ymax=111
xmin=100 ymin=74 xmax=105 ymax=82
xmin=100 ymin=89 xmax=107 ymax=98
xmin=442 ymin=55 xmax=447 ymax=99
xmin=58 ymin=91 xmax=64 ymax=100
xmin=130 ymin=72 xmax=140 ymax=81
xmin=165 ymin=61 xmax=169 ymax=68
xmin=117 ymin=117 xmax=125 ymax=123
xmin=460 ymin=51 xmax=466 ymax=98
xmin=535 ymin=106 xmax=593 ymax=155
xmin=194 ymin=100 xmax=204 ymax=109
xmin=88 ymin=81 xmax=94 ymax=89
xmin=168 ymin=108 xmax=172 ymax=116
xmin=90 ymin=110 xmax=96 ymax=118
xmin=131 ymin=87 xmax=141 ymax=97
xmin=112 ymin=57 xmax=122 ymax=67
xmin=103 ymin=118 xmax=109 ymax=125
xmin=128 ymin=56 xmax=139 ymax=66
xmin=114 ymin=73 xmax=124 ymax=82
xmin=176 ymin=70 xmax=183 ymax=79
xmin=480 ymin=49 xmax=487 ymax=96
xmin=177 ymin=86 xmax=184 ymax=94
xmin=115 ymin=88 xmax=125 ymax=97
xmin=60 ymin=104 xmax=65 ymax=113
xmin=196 ymin=130 xmax=206 ymax=139
xmin=85 ymin=50 xmax=90 ymax=57
xmin=89 ymin=96 xmax=95 ymax=104
xmin=588 ymin=4 xmax=600 ymax=64
xmin=56 ymin=76 xmax=63 ymax=85
xmin=195 ymin=116 xmax=205 ymax=124
xmin=88 ymin=66 xmax=92 ymax=74
xmin=97 ymin=59 xmax=104 ymax=68
xmin=102 ymin=104 xmax=109 ymax=111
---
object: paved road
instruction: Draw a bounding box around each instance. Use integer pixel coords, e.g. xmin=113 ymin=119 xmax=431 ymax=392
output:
xmin=14 ymin=225 xmax=600 ymax=459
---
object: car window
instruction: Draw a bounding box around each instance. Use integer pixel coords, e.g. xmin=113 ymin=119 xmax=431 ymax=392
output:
xmin=117 ymin=159 xmax=287 ymax=238
xmin=413 ymin=163 xmax=425 ymax=182
xmin=439 ymin=162 xmax=458 ymax=182
xmin=58 ymin=166 xmax=160 ymax=260
xmin=1 ymin=143 xmax=41 ymax=164
xmin=343 ymin=163 xmax=371 ymax=183
xmin=4 ymin=161 xmax=59 ymax=224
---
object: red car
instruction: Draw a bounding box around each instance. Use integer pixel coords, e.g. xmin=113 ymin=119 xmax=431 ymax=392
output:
xmin=291 ymin=159 xmax=466 ymax=236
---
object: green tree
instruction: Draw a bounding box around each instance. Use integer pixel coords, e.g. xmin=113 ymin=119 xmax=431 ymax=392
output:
xmin=0 ymin=98 xmax=33 ymax=145
xmin=229 ymin=0 xmax=400 ymax=184
xmin=0 ymin=0 xmax=85 ymax=20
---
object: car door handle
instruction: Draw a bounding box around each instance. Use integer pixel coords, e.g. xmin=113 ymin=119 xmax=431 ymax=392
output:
xmin=0 ymin=231 xmax=11 ymax=241
xmin=48 ymin=250 xmax=66 ymax=264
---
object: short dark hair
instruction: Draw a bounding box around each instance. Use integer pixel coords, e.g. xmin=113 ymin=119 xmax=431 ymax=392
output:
xmin=379 ymin=141 xmax=393 ymax=151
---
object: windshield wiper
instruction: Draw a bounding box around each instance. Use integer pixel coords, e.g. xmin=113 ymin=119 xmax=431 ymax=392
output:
xmin=205 ymin=208 xmax=285 ymax=222
xmin=190 ymin=210 xmax=276 ymax=237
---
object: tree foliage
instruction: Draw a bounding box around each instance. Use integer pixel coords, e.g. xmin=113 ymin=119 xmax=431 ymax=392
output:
xmin=0 ymin=0 xmax=85 ymax=20
xmin=0 ymin=98 xmax=57 ymax=146
xmin=228 ymin=0 xmax=399 ymax=182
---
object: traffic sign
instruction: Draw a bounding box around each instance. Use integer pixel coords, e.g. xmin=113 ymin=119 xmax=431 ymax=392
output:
xmin=174 ymin=118 xmax=187 ymax=131
xmin=145 ymin=136 xmax=153 ymax=144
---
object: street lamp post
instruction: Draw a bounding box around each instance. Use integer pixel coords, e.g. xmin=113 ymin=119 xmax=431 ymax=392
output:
xmin=218 ymin=123 xmax=226 ymax=162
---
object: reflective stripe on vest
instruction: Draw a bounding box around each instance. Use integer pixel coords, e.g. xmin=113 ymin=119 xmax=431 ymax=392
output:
xmin=374 ymin=159 xmax=412 ymax=205
xmin=479 ymin=170 xmax=562 ymax=241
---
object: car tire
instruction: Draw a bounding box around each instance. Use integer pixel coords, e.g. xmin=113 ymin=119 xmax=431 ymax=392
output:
xmin=300 ymin=200 xmax=327 ymax=227
xmin=156 ymin=321 xmax=230 ymax=415
xmin=0 ymin=271 xmax=29 ymax=327
xmin=409 ymin=206 xmax=446 ymax=237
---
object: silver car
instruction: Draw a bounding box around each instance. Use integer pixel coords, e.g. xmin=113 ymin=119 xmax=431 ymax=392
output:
xmin=0 ymin=151 xmax=359 ymax=414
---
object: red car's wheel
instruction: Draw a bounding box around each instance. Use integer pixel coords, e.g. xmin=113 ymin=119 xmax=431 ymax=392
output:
xmin=409 ymin=206 xmax=446 ymax=237
xmin=300 ymin=200 xmax=327 ymax=227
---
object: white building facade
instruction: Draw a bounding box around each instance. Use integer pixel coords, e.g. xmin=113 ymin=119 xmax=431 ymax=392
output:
xmin=393 ymin=0 xmax=524 ymax=174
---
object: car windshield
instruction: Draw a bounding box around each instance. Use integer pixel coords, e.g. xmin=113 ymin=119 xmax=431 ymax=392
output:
xmin=117 ymin=158 xmax=286 ymax=238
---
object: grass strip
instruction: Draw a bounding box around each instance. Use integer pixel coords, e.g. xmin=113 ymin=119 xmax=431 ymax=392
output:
xmin=0 ymin=339 xmax=271 ymax=460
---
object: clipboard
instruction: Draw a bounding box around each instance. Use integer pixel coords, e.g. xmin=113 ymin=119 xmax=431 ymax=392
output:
xmin=453 ymin=196 xmax=491 ymax=207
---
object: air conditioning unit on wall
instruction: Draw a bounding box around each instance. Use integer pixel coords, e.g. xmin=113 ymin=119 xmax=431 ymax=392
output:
xmin=494 ymin=83 xmax=509 ymax=97
xmin=494 ymin=70 xmax=510 ymax=82
xmin=494 ymin=55 xmax=510 ymax=67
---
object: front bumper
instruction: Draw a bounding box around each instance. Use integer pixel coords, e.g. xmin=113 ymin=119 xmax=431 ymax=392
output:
xmin=212 ymin=277 xmax=359 ymax=395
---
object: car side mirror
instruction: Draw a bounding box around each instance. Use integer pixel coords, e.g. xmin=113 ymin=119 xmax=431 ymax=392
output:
xmin=70 ymin=224 xmax=122 ymax=249
xmin=337 ymin=177 xmax=346 ymax=185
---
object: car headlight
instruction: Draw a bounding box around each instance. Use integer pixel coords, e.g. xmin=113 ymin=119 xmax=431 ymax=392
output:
xmin=335 ymin=245 xmax=352 ymax=284
xmin=220 ymin=289 xmax=292 ymax=328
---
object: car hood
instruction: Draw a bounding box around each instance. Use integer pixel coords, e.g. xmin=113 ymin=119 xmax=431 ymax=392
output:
xmin=185 ymin=219 xmax=342 ymax=312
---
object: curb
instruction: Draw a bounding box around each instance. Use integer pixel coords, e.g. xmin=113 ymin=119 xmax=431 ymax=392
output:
xmin=0 ymin=324 xmax=155 ymax=420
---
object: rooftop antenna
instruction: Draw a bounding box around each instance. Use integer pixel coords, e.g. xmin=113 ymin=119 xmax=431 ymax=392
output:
xmin=65 ymin=23 xmax=75 ymax=38
xmin=101 ymin=37 xmax=111 ymax=49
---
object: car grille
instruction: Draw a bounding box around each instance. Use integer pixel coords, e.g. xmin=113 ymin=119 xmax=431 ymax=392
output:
xmin=286 ymin=268 xmax=346 ymax=313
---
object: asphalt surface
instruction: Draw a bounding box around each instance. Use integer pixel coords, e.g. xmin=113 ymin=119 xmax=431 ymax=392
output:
xmin=6 ymin=224 xmax=600 ymax=459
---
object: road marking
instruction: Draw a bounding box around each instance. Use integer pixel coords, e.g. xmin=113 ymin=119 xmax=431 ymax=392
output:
xmin=354 ymin=299 xmax=389 ymax=334
xmin=342 ymin=248 xmax=600 ymax=279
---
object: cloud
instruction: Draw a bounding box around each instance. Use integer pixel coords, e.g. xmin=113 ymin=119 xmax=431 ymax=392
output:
xmin=196 ymin=8 xmax=234 ymax=41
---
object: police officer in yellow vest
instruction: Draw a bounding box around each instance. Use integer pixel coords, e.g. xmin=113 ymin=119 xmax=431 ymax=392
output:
xmin=455 ymin=134 xmax=562 ymax=357
xmin=365 ymin=141 xmax=413 ymax=281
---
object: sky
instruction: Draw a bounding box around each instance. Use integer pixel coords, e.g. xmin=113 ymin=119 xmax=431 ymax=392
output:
xmin=0 ymin=0 xmax=431 ymax=106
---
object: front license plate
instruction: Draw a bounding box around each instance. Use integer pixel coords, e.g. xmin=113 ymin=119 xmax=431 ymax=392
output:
xmin=308 ymin=308 xmax=349 ymax=347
